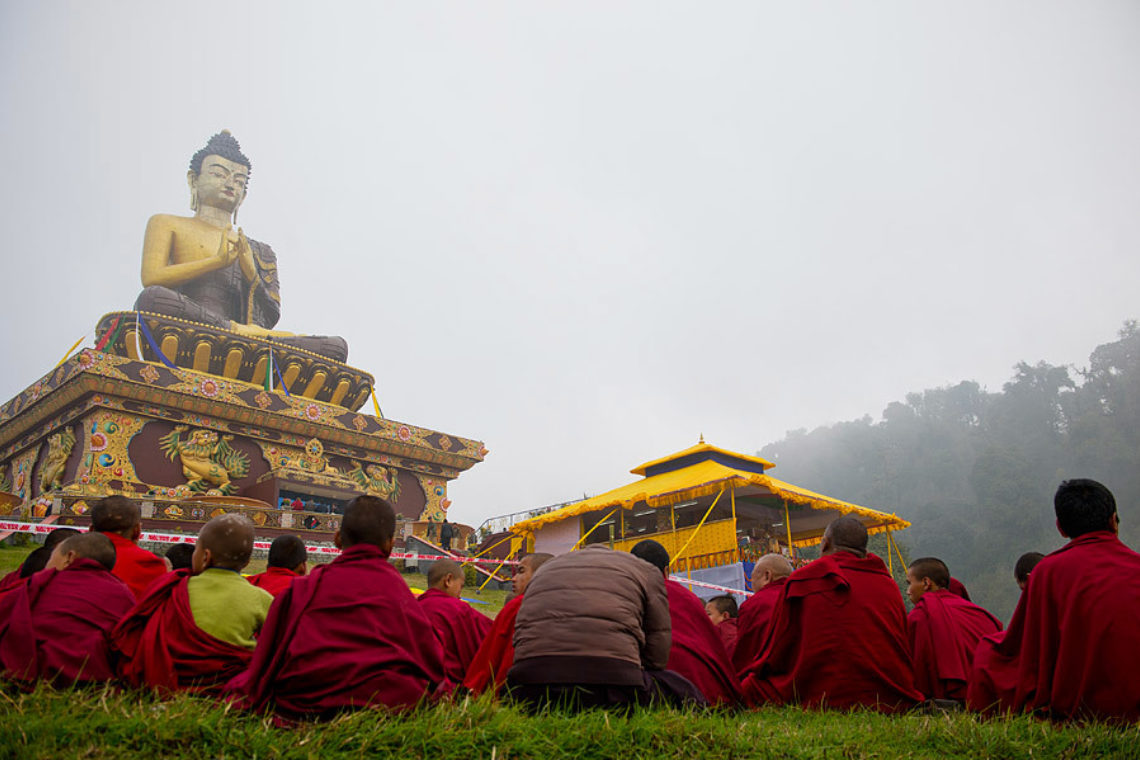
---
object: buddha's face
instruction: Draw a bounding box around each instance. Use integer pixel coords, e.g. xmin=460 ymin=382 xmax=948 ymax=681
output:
xmin=190 ymin=154 xmax=248 ymax=213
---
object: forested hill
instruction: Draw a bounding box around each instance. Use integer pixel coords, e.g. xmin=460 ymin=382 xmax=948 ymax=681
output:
xmin=758 ymin=321 xmax=1140 ymax=622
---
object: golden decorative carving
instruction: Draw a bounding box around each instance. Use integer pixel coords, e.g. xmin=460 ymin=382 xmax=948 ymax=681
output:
xmin=39 ymin=428 xmax=76 ymax=493
xmin=159 ymin=425 xmax=250 ymax=495
xmin=347 ymin=461 xmax=400 ymax=501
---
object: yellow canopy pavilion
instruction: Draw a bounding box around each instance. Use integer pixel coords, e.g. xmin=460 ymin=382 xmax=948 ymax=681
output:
xmin=509 ymin=441 xmax=910 ymax=574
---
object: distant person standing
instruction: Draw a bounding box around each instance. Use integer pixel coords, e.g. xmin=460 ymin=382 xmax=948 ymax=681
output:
xmin=439 ymin=519 xmax=455 ymax=552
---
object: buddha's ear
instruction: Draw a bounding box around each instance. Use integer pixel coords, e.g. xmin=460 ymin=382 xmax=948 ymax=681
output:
xmin=187 ymin=170 xmax=199 ymax=212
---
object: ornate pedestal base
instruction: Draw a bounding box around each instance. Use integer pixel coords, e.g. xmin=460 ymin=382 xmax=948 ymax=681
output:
xmin=0 ymin=343 xmax=486 ymax=537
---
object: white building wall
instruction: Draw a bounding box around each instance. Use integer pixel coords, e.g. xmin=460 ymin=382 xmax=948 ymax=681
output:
xmin=532 ymin=517 xmax=580 ymax=555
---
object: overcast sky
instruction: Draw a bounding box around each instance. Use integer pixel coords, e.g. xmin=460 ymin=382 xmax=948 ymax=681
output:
xmin=2 ymin=2 xmax=1138 ymax=527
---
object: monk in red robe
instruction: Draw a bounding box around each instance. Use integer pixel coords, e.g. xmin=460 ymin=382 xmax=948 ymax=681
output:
xmin=1013 ymin=551 xmax=1045 ymax=592
xmin=463 ymin=552 xmax=553 ymax=696
xmin=226 ymin=495 xmax=448 ymax=718
xmin=91 ymin=495 xmax=166 ymax=599
xmin=112 ymin=514 xmax=272 ymax=694
xmin=248 ymin=535 xmax=308 ymax=597
xmin=630 ymin=540 xmax=741 ymax=706
xmin=0 ymin=533 xmax=134 ymax=687
xmin=417 ymin=559 xmax=492 ymax=682
xmin=905 ymin=557 xmax=1001 ymax=702
xmin=704 ymin=595 xmax=739 ymax=659
xmin=740 ymin=517 xmax=922 ymax=712
xmin=0 ymin=528 xmax=80 ymax=601
xmin=731 ymin=553 xmax=792 ymax=673
xmin=968 ymin=479 xmax=1140 ymax=722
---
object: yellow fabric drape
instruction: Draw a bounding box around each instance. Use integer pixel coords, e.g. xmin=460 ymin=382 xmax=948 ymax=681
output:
xmin=669 ymin=489 xmax=724 ymax=569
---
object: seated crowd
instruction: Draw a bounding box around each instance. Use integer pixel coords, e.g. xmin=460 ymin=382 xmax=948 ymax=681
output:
xmin=0 ymin=480 xmax=1137 ymax=723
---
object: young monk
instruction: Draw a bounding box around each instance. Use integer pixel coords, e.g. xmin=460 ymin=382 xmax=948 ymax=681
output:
xmin=739 ymin=516 xmax=922 ymax=712
xmin=0 ymin=533 xmax=134 ymax=687
xmin=463 ymin=552 xmax=553 ymax=696
xmin=704 ymin=595 xmax=739 ymax=659
xmin=165 ymin=543 xmax=195 ymax=571
xmin=417 ymin=559 xmax=492 ymax=682
xmin=112 ymin=514 xmax=273 ymax=694
xmin=968 ymin=479 xmax=1140 ymax=722
xmin=91 ymin=495 xmax=166 ymax=599
xmin=630 ymin=540 xmax=741 ymax=706
xmin=731 ymin=553 xmax=792 ymax=672
xmin=905 ymin=557 xmax=1001 ymax=702
xmin=226 ymin=495 xmax=448 ymax=717
xmin=0 ymin=529 xmax=80 ymax=600
xmin=248 ymin=535 xmax=308 ymax=597
xmin=1013 ymin=552 xmax=1045 ymax=591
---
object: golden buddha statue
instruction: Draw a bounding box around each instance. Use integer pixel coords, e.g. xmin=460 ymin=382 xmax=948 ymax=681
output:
xmin=134 ymin=131 xmax=347 ymax=362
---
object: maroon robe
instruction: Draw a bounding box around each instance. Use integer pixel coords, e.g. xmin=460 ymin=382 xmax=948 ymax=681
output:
xmin=731 ymin=577 xmax=787 ymax=673
xmin=104 ymin=533 xmax=167 ymax=600
xmin=226 ymin=544 xmax=448 ymax=717
xmin=110 ymin=570 xmax=253 ymax=694
xmin=248 ymin=567 xmax=301 ymax=598
xmin=740 ymin=552 xmax=922 ymax=712
xmin=664 ymin=579 xmax=741 ymax=705
xmin=967 ymin=531 xmax=1140 ymax=721
xmin=0 ymin=569 xmax=24 ymax=602
xmin=463 ymin=594 xmax=523 ymax=696
xmin=947 ymin=577 xmax=971 ymax=601
xmin=716 ymin=617 xmax=739 ymax=660
xmin=0 ymin=559 xmax=134 ymax=686
xmin=417 ymin=588 xmax=492 ymax=683
xmin=908 ymin=589 xmax=1001 ymax=701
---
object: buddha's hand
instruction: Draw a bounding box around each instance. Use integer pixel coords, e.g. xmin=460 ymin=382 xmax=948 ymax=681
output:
xmin=216 ymin=224 xmax=240 ymax=267
xmin=235 ymin=228 xmax=258 ymax=281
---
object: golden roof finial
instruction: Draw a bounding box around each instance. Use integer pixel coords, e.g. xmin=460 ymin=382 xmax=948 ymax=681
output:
xmin=699 ymin=433 xmax=704 ymax=444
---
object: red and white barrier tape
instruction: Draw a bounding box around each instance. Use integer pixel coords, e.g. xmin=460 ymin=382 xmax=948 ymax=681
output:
xmin=0 ymin=521 xmax=518 ymax=568
xmin=668 ymin=574 xmax=753 ymax=597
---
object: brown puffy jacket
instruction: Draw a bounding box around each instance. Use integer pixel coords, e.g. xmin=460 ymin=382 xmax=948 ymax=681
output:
xmin=512 ymin=544 xmax=671 ymax=671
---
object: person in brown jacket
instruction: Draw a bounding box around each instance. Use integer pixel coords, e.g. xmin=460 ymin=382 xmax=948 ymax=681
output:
xmin=507 ymin=544 xmax=698 ymax=710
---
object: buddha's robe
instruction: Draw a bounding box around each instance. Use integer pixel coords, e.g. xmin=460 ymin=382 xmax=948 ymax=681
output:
xmin=226 ymin=544 xmax=448 ymax=718
xmin=967 ymin=531 xmax=1140 ymax=721
xmin=103 ymin=533 xmax=167 ymax=600
xmin=716 ymin=617 xmax=739 ymax=660
xmin=0 ymin=559 xmax=134 ymax=686
xmin=664 ymin=579 xmax=741 ymax=706
xmin=110 ymin=570 xmax=253 ymax=694
xmin=731 ymin=577 xmax=787 ymax=674
xmin=417 ymin=588 xmax=492 ymax=683
xmin=907 ymin=589 xmax=1001 ymax=701
xmin=740 ymin=552 xmax=922 ymax=712
xmin=463 ymin=595 xmax=523 ymax=696
xmin=248 ymin=567 xmax=301 ymax=598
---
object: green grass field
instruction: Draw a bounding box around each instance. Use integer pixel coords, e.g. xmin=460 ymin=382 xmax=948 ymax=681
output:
xmin=2 ymin=687 xmax=1138 ymax=760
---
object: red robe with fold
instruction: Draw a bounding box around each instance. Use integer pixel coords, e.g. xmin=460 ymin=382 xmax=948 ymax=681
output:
xmin=908 ymin=589 xmax=1001 ymax=701
xmin=110 ymin=570 xmax=253 ymax=694
xmin=104 ymin=533 xmax=167 ymax=600
xmin=664 ymin=579 xmax=741 ymax=705
xmin=716 ymin=617 xmax=739 ymax=660
xmin=248 ymin=567 xmax=301 ymax=597
xmin=732 ymin=577 xmax=787 ymax=673
xmin=947 ymin=577 xmax=971 ymax=601
xmin=0 ymin=569 xmax=24 ymax=601
xmin=463 ymin=595 xmax=523 ymax=696
xmin=967 ymin=531 xmax=1140 ymax=721
xmin=740 ymin=552 xmax=922 ymax=712
xmin=0 ymin=559 xmax=134 ymax=686
xmin=417 ymin=588 xmax=492 ymax=683
xmin=226 ymin=544 xmax=448 ymax=717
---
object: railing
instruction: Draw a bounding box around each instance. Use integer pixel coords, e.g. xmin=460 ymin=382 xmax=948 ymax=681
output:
xmin=476 ymin=498 xmax=584 ymax=537
xmin=671 ymin=547 xmax=742 ymax=574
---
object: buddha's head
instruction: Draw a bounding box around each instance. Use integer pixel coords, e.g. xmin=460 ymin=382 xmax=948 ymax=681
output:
xmin=188 ymin=130 xmax=252 ymax=220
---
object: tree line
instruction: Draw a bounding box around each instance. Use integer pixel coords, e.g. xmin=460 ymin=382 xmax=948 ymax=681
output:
xmin=758 ymin=321 xmax=1140 ymax=621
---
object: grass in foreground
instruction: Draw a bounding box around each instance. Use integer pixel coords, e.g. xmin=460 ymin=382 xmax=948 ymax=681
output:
xmin=2 ymin=687 xmax=1139 ymax=760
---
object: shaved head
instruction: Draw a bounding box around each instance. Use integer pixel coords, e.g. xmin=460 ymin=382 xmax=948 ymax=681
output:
xmin=90 ymin=495 xmax=141 ymax=537
xmin=1015 ymin=551 xmax=1046 ymax=587
xmin=165 ymin=543 xmax=195 ymax=571
xmin=43 ymin=528 xmax=80 ymax=551
xmin=751 ymin=552 xmax=793 ymax=590
xmin=630 ymin=539 xmax=671 ymax=574
xmin=428 ymin=559 xmax=463 ymax=588
xmin=195 ymin=513 xmax=255 ymax=571
xmin=268 ymin=535 xmax=307 ymax=570
xmin=339 ymin=495 xmax=396 ymax=549
xmin=908 ymin=557 xmax=950 ymax=589
xmin=823 ymin=516 xmax=868 ymax=556
xmin=513 ymin=552 xmax=553 ymax=596
xmin=51 ymin=533 xmax=117 ymax=572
